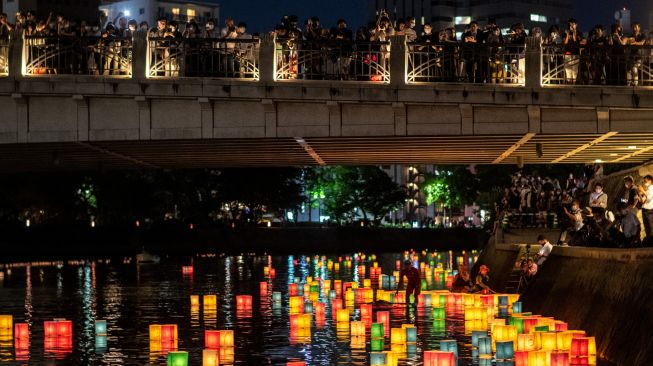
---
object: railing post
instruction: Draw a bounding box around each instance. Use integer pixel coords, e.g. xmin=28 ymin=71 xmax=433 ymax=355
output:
xmin=9 ymin=36 xmax=23 ymax=78
xmin=525 ymin=36 xmax=542 ymax=88
xmin=390 ymin=35 xmax=406 ymax=87
xmin=259 ymin=33 xmax=275 ymax=82
xmin=132 ymin=32 xmax=147 ymax=79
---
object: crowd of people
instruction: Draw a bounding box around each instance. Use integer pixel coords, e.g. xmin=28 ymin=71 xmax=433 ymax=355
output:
xmin=2 ymin=10 xmax=652 ymax=83
xmin=499 ymin=166 xmax=653 ymax=248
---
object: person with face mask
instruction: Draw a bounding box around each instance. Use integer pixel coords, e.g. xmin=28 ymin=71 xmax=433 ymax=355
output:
xmin=589 ymin=183 xmax=607 ymax=209
xmin=637 ymin=175 xmax=653 ymax=243
xmin=613 ymin=201 xmax=641 ymax=247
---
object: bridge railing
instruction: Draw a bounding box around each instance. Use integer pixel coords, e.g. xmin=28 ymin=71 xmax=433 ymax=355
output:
xmin=23 ymin=36 xmax=132 ymax=76
xmin=406 ymin=42 xmax=526 ymax=85
xmin=0 ymin=39 xmax=8 ymax=76
xmin=147 ymin=37 xmax=260 ymax=79
xmin=274 ymin=39 xmax=390 ymax=83
xmin=542 ymin=44 xmax=653 ymax=86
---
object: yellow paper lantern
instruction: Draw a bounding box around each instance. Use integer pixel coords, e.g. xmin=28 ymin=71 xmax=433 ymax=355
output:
xmin=517 ymin=333 xmax=536 ymax=351
xmin=391 ymin=328 xmax=406 ymax=344
xmin=351 ymin=335 xmax=366 ymax=349
xmin=351 ymin=321 xmax=365 ymax=336
xmin=494 ymin=325 xmax=518 ymax=342
xmin=527 ymin=350 xmax=548 ymax=366
xmin=336 ymin=309 xmax=350 ymax=323
xmin=345 ymin=290 xmax=355 ymax=302
xmin=537 ymin=331 xmax=558 ymax=351
xmin=204 ymin=295 xmax=217 ymax=309
xmin=0 ymin=315 xmax=13 ymax=330
xmin=190 ymin=295 xmax=200 ymax=307
xmin=363 ymin=279 xmax=372 ymax=288
xmin=202 ymin=349 xmax=219 ymax=366
xmin=219 ymin=347 xmax=235 ymax=364
xmin=149 ymin=325 xmax=162 ymax=343
xmin=219 ymin=330 xmax=234 ymax=347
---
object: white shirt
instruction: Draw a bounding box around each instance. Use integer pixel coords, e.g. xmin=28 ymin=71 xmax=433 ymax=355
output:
xmin=589 ymin=191 xmax=607 ymax=208
xmin=642 ymin=184 xmax=653 ymax=210
xmin=537 ymin=241 xmax=553 ymax=265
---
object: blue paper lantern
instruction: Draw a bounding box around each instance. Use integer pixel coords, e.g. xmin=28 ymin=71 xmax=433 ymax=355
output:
xmin=478 ymin=336 xmax=492 ymax=355
xmin=304 ymin=302 xmax=313 ymax=314
xmin=499 ymin=306 xmax=509 ymax=317
xmin=95 ymin=320 xmax=107 ymax=336
xmin=370 ymin=352 xmax=387 ymax=365
xmin=272 ymin=292 xmax=282 ymax=302
xmin=95 ymin=335 xmax=107 ymax=350
xmin=406 ymin=327 xmax=417 ymax=343
xmin=406 ymin=343 xmax=417 ymax=354
xmin=496 ymin=361 xmax=516 ymax=366
xmin=498 ymin=295 xmax=509 ymax=306
xmin=329 ymin=290 xmax=337 ymax=299
xmin=472 ymin=330 xmax=488 ymax=347
xmin=422 ymin=294 xmax=432 ymax=307
xmin=440 ymin=339 xmax=458 ymax=357
xmin=496 ymin=340 xmax=515 ymax=359
xmin=512 ymin=302 xmax=522 ymax=313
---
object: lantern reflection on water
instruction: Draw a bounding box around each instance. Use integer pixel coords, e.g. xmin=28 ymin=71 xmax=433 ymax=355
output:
xmin=202 ymin=349 xmax=219 ymax=366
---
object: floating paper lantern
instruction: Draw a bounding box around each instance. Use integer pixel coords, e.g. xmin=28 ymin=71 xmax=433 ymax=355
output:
xmin=336 ymin=309 xmax=350 ymax=323
xmin=390 ymin=328 xmax=406 ymax=344
xmin=423 ymin=350 xmax=455 ymax=366
xmin=512 ymin=302 xmax=522 ymax=314
xmin=494 ymin=325 xmax=518 ymax=342
xmin=287 ymin=362 xmax=306 ymax=366
xmin=551 ymin=351 xmax=570 ymax=366
xmin=439 ymin=340 xmax=458 ymax=357
xmin=181 ymin=266 xmax=193 ymax=275
xmin=471 ymin=330 xmax=487 ymax=347
xmin=149 ymin=325 xmax=162 ymax=343
xmin=478 ymin=336 xmax=492 ymax=355
xmin=363 ymin=279 xmax=371 ymax=288
xmin=269 ymin=268 xmax=276 ymax=278
xmin=95 ymin=320 xmax=107 ymax=336
xmin=360 ymin=304 xmax=372 ymax=319
xmin=190 ymin=295 xmax=200 ymax=308
xmin=528 ymin=351 xmax=548 ymax=366
xmin=371 ymin=338 xmax=384 ymax=351
xmin=406 ymin=327 xmax=417 ymax=343
xmin=377 ymin=311 xmax=390 ymax=335
xmin=370 ymin=352 xmax=387 ymax=365
xmin=205 ymin=330 xmax=220 ymax=349
xmin=289 ymin=284 xmax=298 ymax=296
xmin=14 ymin=323 xmax=28 ymax=341
xmin=167 ymin=351 xmax=188 ymax=366
xmin=534 ymin=325 xmax=549 ymax=332
xmin=304 ymin=302 xmax=313 ymax=314
xmin=273 ymin=292 xmax=282 ymax=302
xmin=514 ymin=351 xmax=529 ymax=366
xmin=538 ymin=331 xmax=558 ymax=351
xmin=371 ymin=323 xmax=384 ymax=339
xmin=495 ymin=340 xmax=514 ymax=359
xmin=95 ymin=335 xmax=107 ymax=350
xmin=260 ymin=282 xmax=268 ymax=294
xmin=517 ymin=333 xmax=536 ymax=351
xmin=202 ymin=349 xmax=219 ymax=366
xmin=570 ymin=337 xmax=589 ymax=357
xmin=351 ymin=321 xmax=365 ymax=336
xmin=204 ymin=295 xmax=217 ymax=309
xmin=433 ymin=319 xmax=446 ymax=332
xmin=219 ymin=347 xmax=235 ymax=364
xmin=555 ymin=321 xmax=568 ymax=332
xmin=523 ymin=317 xmax=539 ymax=334
xmin=0 ymin=315 xmax=13 ymax=331
xmin=464 ymin=306 xmax=485 ymax=321
xmin=289 ymin=296 xmax=304 ymax=313
xmin=236 ymin=295 xmax=252 ymax=310
xmin=509 ymin=317 xmax=525 ymax=334
xmin=219 ymin=330 xmax=234 ymax=347
xmin=498 ymin=295 xmax=509 ymax=306
xmin=478 ymin=355 xmax=493 ymax=366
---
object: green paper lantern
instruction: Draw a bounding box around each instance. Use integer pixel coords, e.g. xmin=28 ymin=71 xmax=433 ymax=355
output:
xmin=167 ymin=351 xmax=189 ymax=366
xmin=371 ymin=323 xmax=384 ymax=339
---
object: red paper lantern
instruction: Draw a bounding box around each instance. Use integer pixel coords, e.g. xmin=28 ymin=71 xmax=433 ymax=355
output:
xmin=555 ymin=322 xmax=568 ymax=332
xmin=289 ymin=284 xmax=298 ymax=296
xmin=551 ymin=351 xmax=570 ymax=366
xmin=14 ymin=323 xmax=29 ymax=340
xmin=260 ymin=282 xmax=268 ymax=294
xmin=236 ymin=295 xmax=253 ymax=310
xmin=205 ymin=330 xmax=220 ymax=349
xmin=514 ymin=351 xmax=529 ymax=366
xmin=287 ymin=362 xmax=306 ymax=366
xmin=161 ymin=324 xmax=177 ymax=343
xmin=523 ymin=317 xmax=539 ymax=334
xmin=571 ymin=337 xmax=589 ymax=357
xmin=181 ymin=266 xmax=193 ymax=275
xmin=423 ymin=350 xmax=455 ymax=366
xmin=360 ymin=304 xmax=372 ymax=318
xmin=376 ymin=311 xmax=390 ymax=336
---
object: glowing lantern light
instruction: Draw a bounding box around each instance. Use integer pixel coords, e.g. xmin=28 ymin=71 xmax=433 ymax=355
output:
xmin=512 ymin=302 xmax=523 ymax=314
xmin=517 ymin=333 xmax=536 ymax=351
xmin=377 ymin=311 xmax=390 ymax=336
xmin=0 ymin=315 xmax=13 ymax=332
xmin=394 ymin=292 xmax=406 ymax=304
xmin=495 ymin=340 xmax=514 ymax=359
xmin=204 ymin=295 xmax=217 ymax=309
xmin=551 ymin=351 xmax=570 ymax=366
xmin=190 ymin=295 xmax=200 ymax=307
xmin=260 ymin=282 xmax=268 ymax=294
xmin=351 ymin=321 xmax=365 ymax=336
xmin=391 ymin=328 xmax=406 ymax=344
xmin=360 ymin=304 xmax=372 ymax=318
xmin=287 ymin=362 xmax=306 ymax=366
xmin=205 ymin=330 xmax=220 ymax=349
xmin=405 ymin=326 xmax=417 ymax=343
xmin=514 ymin=351 xmax=529 ymax=366
xmin=202 ymin=349 xmax=219 ymax=366
xmin=478 ymin=336 xmax=492 ymax=355
xmin=351 ymin=335 xmax=366 ymax=349
xmin=370 ymin=352 xmax=387 ymax=365
xmin=219 ymin=330 xmax=234 ymax=347
xmin=289 ymin=284 xmax=298 ymax=296
xmin=289 ymin=296 xmax=303 ymax=311
xmin=371 ymin=323 xmax=384 ymax=339
xmin=219 ymin=346 xmax=235 ymax=364
xmin=570 ymin=337 xmax=589 ymax=357
xmin=471 ymin=330 xmax=488 ymax=347
xmin=149 ymin=325 xmax=162 ymax=343
xmin=371 ymin=338 xmax=384 ymax=351
xmin=167 ymin=351 xmax=188 ymax=366
xmin=336 ymin=309 xmax=350 ymax=323
xmin=555 ymin=321 xmax=568 ymax=332
xmin=95 ymin=320 xmax=107 ymax=336
xmin=272 ymin=292 xmax=282 ymax=302
xmin=494 ymin=325 xmax=518 ymax=342
xmin=14 ymin=323 xmax=28 ymax=340
xmin=236 ymin=295 xmax=252 ymax=310
xmin=423 ymin=350 xmax=455 ymax=366
xmin=315 ymin=302 xmax=326 ymax=320
xmin=439 ymin=340 xmax=458 ymax=357
xmin=528 ymin=351 xmax=548 ymax=366
xmin=181 ymin=266 xmax=193 ymax=275
xmin=538 ymin=331 xmax=558 ymax=351
xmin=523 ymin=317 xmax=539 ymax=334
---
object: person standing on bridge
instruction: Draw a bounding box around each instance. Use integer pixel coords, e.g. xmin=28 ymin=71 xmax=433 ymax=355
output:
xmin=535 ymin=235 xmax=553 ymax=266
xmin=396 ymin=260 xmax=421 ymax=306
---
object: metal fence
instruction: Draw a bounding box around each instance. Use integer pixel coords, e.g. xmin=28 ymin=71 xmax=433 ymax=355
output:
xmin=147 ymin=37 xmax=260 ymax=79
xmin=406 ymin=43 xmax=526 ymax=85
xmin=0 ymin=39 xmax=8 ymax=76
xmin=274 ymin=40 xmax=390 ymax=82
xmin=542 ymin=44 xmax=653 ymax=86
xmin=23 ymin=36 xmax=132 ymax=76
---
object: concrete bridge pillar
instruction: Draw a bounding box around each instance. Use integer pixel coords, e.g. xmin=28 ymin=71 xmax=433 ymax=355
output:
xmin=9 ymin=35 xmax=23 ymax=78
xmin=259 ymin=34 xmax=275 ymax=83
xmin=390 ymin=35 xmax=407 ymax=87
xmin=132 ymin=33 xmax=147 ymax=80
xmin=525 ymin=36 xmax=542 ymax=88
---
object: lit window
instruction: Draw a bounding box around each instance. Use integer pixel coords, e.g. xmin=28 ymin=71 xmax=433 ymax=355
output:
xmin=454 ymin=16 xmax=471 ymax=25
xmin=187 ymin=8 xmax=196 ymax=20
xmin=530 ymin=13 xmax=547 ymax=23
xmin=171 ymin=7 xmax=180 ymax=16
xmin=420 ymin=16 xmax=425 ymax=25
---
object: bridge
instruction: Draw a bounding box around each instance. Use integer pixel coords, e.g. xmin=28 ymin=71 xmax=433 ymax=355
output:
xmin=1 ymin=35 xmax=653 ymax=170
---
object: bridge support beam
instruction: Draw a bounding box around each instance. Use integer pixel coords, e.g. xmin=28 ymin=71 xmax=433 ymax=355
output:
xmin=551 ymin=131 xmax=618 ymax=163
xmin=493 ymin=133 xmax=536 ymax=164
xmin=72 ymin=95 xmax=89 ymax=141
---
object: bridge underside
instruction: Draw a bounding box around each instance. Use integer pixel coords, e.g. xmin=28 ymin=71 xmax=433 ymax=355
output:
xmin=2 ymin=133 xmax=653 ymax=171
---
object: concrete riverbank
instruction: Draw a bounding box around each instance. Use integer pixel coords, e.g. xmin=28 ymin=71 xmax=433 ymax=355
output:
xmin=477 ymin=236 xmax=653 ymax=365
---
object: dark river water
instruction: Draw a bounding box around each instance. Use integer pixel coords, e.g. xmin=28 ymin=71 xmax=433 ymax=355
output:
xmin=0 ymin=250 xmax=605 ymax=365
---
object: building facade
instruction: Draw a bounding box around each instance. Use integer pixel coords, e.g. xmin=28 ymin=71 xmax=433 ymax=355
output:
xmin=99 ymin=0 xmax=219 ymax=27
xmin=369 ymin=0 xmax=573 ymax=34
xmin=2 ymin=0 xmax=101 ymax=22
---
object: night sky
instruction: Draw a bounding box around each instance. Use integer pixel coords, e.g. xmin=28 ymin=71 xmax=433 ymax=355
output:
xmin=215 ymin=0 xmax=651 ymax=33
